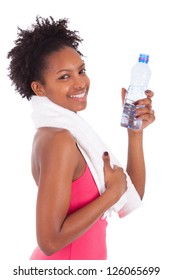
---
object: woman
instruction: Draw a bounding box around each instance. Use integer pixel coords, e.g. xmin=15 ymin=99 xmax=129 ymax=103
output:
xmin=7 ymin=16 xmax=155 ymax=260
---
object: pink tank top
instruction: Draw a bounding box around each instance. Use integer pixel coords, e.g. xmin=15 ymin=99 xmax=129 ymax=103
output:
xmin=30 ymin=165 xmax=107 ymax=260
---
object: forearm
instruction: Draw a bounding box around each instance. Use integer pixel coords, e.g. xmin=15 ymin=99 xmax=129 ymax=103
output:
xmin=126 ymin=129 xmax=145 ymax=199
xmin=40 ymin=189 xmax=115 ymax=255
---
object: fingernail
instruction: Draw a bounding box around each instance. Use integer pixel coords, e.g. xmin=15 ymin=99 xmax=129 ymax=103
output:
xmin=104 ymin=151 xmax=109 ymax=156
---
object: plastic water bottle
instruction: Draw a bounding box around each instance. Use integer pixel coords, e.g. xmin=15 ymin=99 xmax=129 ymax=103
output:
xmin=120 ymin=54 xmax=151 ymax=130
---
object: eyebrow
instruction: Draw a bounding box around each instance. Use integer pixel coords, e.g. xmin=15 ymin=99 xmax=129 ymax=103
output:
xmin=56 ymin=62 xmax=85 ymax=74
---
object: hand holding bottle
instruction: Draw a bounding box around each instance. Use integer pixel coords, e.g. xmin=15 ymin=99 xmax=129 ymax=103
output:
xmin=121 ymin=54 xmax=152 ymax=130
xmin=121 ymin=88 xmax=155 ymax=131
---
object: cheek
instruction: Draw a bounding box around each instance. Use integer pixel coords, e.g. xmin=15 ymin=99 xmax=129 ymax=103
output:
xmin=44 ymin=82 xmax=67 ymax=96
xmin=85 ymin=76 xmax=90 ymax=88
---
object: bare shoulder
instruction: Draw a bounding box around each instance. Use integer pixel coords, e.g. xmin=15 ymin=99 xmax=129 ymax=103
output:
xmin=32 ymin=128 xmax=79 ymax=184
xmin=33 ymin=127 xmax=76 ymax=155
xmin=34 ymin=127 xmax=75 ymax=142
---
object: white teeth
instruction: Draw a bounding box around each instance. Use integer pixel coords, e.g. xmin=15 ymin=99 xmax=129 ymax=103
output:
xmin=70 ymin=92 xmax=86 ymax=98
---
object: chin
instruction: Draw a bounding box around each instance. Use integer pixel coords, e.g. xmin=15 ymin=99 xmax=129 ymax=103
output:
xmin=76 ymin=103 xmax=87 ymax=112
xmin=70 ymin=102 xmax=87 ymax=112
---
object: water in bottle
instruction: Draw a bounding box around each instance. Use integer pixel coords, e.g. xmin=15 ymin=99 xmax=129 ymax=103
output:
xmin=120 ymin=54 xmax=151 ymax=130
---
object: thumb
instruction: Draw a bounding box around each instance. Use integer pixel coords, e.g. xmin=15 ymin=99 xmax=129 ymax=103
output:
xmin=102 ymin=151 xmax=111 ymax=170
xmin=121 ymin=87 xmax=127 ymax=105
xmin=102 ymin=152 xmax=113 ymax=187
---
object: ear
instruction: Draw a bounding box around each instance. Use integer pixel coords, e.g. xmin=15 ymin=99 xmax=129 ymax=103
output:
xmin=31 ymin=81 xmax=45 ymax=96
xmin=121 ymin=87 xmax=127 ymax=105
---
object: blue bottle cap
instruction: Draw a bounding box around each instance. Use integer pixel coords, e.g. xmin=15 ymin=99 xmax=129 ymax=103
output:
xmin=138 ymin=54 xmax=149 ymax=63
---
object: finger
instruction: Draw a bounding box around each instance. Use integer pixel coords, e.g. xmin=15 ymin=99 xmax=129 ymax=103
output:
xmin=134 ymin=89 xmax=154 ymax=107
xmin=121 ymin=88 xmax=127 ymax=105
xmin=113 ymin=164 xmax=118 ymax=170
xmin=135 ymin=97 xmax=152 ymax=107
xmin=136 ymin=111 xmax=155 ymax=123
xmin=102 ymin=151 xmax=110 ymax=163
xmin=145 ymin=89 xmax=154 ymax=98
xmin=102 ymin=151 xmax=112 ymax=171
xmin=135 ymin=105 xmax=153 ymax=116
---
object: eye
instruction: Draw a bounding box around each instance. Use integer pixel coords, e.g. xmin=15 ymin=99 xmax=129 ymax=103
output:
xmin=59 ymin=74 xmax=70 ymax=80
xmin=79 ymin=68 xmax=86 ymax=75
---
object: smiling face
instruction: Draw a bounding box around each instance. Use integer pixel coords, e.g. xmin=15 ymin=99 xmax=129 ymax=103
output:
xmin=31 ymin=46 xmax=90 ymax=112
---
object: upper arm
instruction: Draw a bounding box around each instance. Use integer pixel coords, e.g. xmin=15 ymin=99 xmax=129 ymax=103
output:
xmin=36 ymin=130 xmax=78 ymax=249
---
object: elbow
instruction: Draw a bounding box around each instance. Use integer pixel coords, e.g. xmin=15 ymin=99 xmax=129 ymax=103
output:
xmin=38 ymin=240 xmax=58 ymax=256
xmin=138 ymin=187 xmax=145 ymax=200
xmin=37 ymin=234 xmax=62 ymax=256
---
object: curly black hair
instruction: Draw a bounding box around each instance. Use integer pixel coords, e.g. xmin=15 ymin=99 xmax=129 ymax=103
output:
xmin=7 ymin=16 xmax=83 ymax=100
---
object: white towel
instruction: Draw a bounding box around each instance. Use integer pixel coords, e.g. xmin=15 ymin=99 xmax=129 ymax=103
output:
xmin=31 ymin=96 xmax=141 ymax=217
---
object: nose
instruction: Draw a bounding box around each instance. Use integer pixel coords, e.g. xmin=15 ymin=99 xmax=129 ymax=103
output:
xmin=73 ymin=75 xmax=86 ymax=89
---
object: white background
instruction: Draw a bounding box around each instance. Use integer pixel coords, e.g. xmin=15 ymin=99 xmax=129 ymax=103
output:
xmin=0 ymin=0 xmax=172 ymax=278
